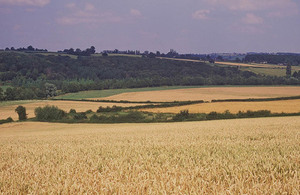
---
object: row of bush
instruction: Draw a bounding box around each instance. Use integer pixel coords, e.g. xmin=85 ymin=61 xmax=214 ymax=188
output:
xmin=3 ymin=105 xmax=299 ymax=124
xmin=171 ymin=109 xmax=300 ymax=122
xmin=211 ymin=95 xmax=300 ymax=102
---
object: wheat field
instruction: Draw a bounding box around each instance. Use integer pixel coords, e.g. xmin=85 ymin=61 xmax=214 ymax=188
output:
xmin=0 ymin=117 xmax=299 ymax=194
xmin=0 ymin=100 xmax=144 ymax=120
xmin=141 ymin=99 xmax=300 ymax=114
xmin=97 ymin=86 xmax=300 ymax=102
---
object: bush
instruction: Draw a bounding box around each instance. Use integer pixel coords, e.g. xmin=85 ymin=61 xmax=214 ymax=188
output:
xmin=73 ymin=112 xmax=87 ymax=120
xmin=0 ymin=117 xmax=14 ymax=124
xmin=97 ymin=106 xmax=123 ymax=112
xmin=172 ymin=110 xmax=190 ymax=121
xmin=34 ymin=105 xmax=66 ymax=121
xmin=15 ymin=105 xmax=27 ymax=121
xmin=69 ymin=109 xmax=77 ymax=114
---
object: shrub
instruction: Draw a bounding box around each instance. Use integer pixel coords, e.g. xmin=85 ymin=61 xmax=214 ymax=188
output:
xmin=85 ymin=109 xmax=93 ymax=114
xmin=73 ymin=112 xmax=87 ymax=120
xmin=0 ymin=117 xmax=14 ymax=124
xmin=34 ymin=105 xmax=66 ymax=121
xmin=97 ymin=106 xmax=123 ymax=112
xmin=69 ymin=109 xmax=77 ymax=114
xmin=172 ymin=110 xmax=190 ymax=121
xmin=15 ymin=106 xmax=27 ymax=121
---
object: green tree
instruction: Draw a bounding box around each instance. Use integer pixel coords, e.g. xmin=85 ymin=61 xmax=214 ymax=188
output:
xmin=0 ymin=88 xmax=4 ymax=101
xmin=34 ymin=105 xmax=66 ymax=121
xmin=15 ymin=106 xmax=27 ymax=120
xmin=286 ymin=64 xmax=292 ymax=77
xmin=4 ymin=88 xmax=16 ymax=100
xmin=45 ymin=83 xmax=57 ymax=98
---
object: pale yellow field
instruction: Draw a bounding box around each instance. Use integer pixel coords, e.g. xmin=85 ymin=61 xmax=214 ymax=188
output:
xmin=0 ymin=100 xmax=144 ymax=120
xmin=0 ymin=117 xmax=299 ymax=194
xmin=158 ymin=57 xmax=300 ymax=70
xmin=215 ymin=61 xmax=285 ymax=68
xmin=141 ymin=99 xmax=300 ymax=114
xmin=97 ymin=86 xmax=300 ymax=102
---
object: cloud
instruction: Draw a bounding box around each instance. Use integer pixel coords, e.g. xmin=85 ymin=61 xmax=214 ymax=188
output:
xmin=130 ymin=9 xmax=141 ymax=17
xmin=242 ymin=13 xmax=263 ymax=24
xmin=206 ymin=0 xmax=299 ymax=16
xmin=0 ymin=0 xmax=50 ymax=7
xmin=192 ymin=10 xmax=210 ymax=20
xmin=57 ymin=3 xmax=122 ymax=25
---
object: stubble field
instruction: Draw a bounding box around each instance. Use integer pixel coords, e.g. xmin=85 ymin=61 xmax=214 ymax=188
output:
xmin=97 ymin=86 xmax=300 ymax=102
xmin=141 ymin=99 xmax=300 ymax=114
xmin=0 ymin=117 xmax=299 ymax=194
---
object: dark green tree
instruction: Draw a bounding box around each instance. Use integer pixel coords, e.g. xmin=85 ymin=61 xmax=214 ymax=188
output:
xmin=15 ymin=105 xmax=27 ymax=120
xmin=4 ymin=88 xmax=16 ymax=100
xmin=0 ymin=88 xmax=4 ymax=101
xmin=45 ymin=83 xmax=57 ymax=98
xmin=286 ymin=64 xmax=292 ymax=77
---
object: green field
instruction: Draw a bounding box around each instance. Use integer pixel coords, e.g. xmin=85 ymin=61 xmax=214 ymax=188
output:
xmin=92 ymin=53 xmax=142 ymax=57
xmin=35 ymin=52 xmax=78 ymax=59
xmin=239 ymin=67 xmax=286 ymax=76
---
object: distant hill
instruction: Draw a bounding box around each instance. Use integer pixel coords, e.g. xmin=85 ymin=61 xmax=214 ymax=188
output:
xmin=0 ymin=51 xmax=299 ymax=100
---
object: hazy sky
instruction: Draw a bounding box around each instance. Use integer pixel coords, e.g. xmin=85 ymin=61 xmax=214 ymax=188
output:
xmin=1 ymin=0 xmax=300 ymax=53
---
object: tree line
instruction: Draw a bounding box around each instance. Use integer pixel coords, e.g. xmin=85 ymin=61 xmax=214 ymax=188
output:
xmin=244 ymin=54 xmax=300 ymax=65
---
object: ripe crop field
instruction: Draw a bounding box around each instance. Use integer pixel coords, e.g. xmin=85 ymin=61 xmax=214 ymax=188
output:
xmin=0 ymin=117 xmax=299 ymax=194
xmin=56 ymin=86 xmax=200 ymax=100
xmin=99 ymin=86 xmax=300 ymax=102
xmin=141 ymin=99 xmax=300 ymax=114
xmin=0 ymin=100 xmax=144 ymax=120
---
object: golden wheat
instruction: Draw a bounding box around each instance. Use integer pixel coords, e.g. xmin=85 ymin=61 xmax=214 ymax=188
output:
xmin=0 ymin=117 xmax=299 ymax=194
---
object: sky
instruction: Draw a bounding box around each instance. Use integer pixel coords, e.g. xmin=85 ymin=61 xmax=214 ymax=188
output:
xmin=0 ymin=0 xmax=300 ymax=54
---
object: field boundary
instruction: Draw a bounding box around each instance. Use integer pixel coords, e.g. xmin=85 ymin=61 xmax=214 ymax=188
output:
xmin=53 ymin=95 xmax=300 ymax=105
xmin=211 ymin=95 xmax=300 ymax=102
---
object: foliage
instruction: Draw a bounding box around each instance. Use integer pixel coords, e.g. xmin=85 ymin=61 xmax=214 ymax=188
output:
xmin=72 ymin=112 xmax=87 ymax=120
xmin=15 ymin=105 xmax=27 ymax=120
xmin=0 ymin=117 xmax=13 ymax=124
xmin=69 ymin=109 xmax=76 ymax=114
xmin=211 ymin=95 xmax=300 ymax=102
xmin=172 ymin=110 xmax=190 ymax=121
xmin=45 ymin=83 xmax=57 ymax=98
xmin=245 ymin=54 xmax=300 ymax=65
xmin=97 ymin=106 xmax=123 ymax=112
xmin=34 ymin=105 xmax=66 ymax=121
xmin=0 ymin=87 xmax=4 ymax=101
